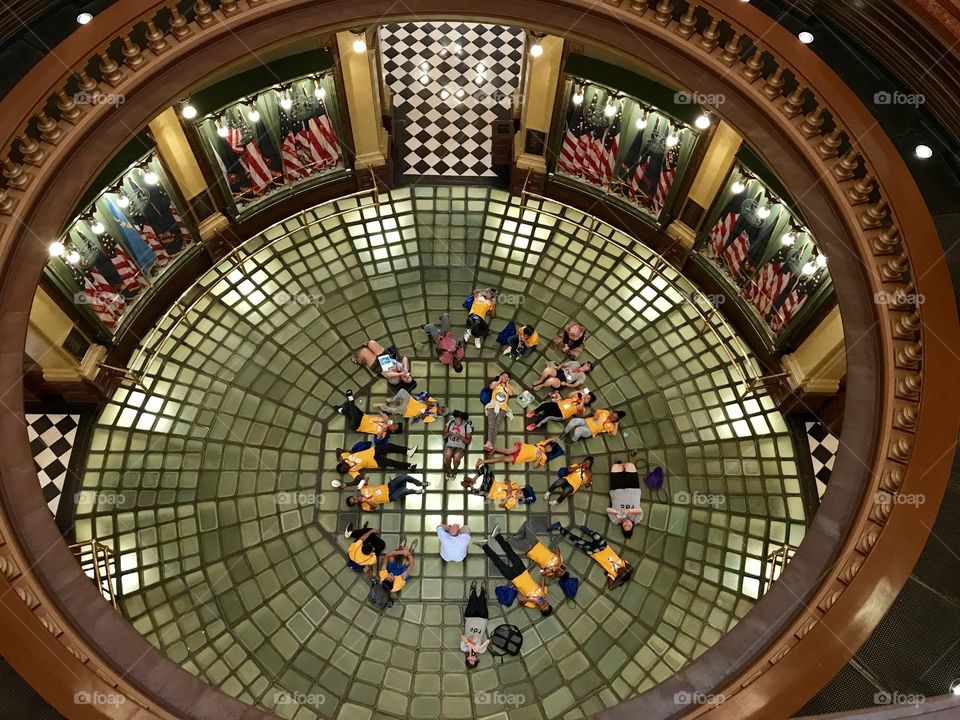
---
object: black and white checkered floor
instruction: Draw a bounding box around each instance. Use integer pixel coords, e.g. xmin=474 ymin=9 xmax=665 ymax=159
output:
xmin=380 ymin=21 xmax=524 ymax=178
xmin=805 ymin=421 xmax=839 ymax=498
xmin=27 ymin=413 xmax=79 ymax=515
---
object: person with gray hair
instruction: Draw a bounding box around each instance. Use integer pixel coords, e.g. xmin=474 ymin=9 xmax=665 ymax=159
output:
xmin=437 ymin=522 xmax=471 ymax=562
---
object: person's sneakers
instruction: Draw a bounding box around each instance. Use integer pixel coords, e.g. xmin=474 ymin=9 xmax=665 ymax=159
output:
xmin=545 ymin=521 xmax=562 ymax=532
xmin=331 ymin=479 xmax=343 ymax=489
xmin=357 ymin=478 xmax=367 ymax=490
xmin=474 ymin=336 xmax=482 ymax=349
xmin=473 ymin=537 xmax=490 ymax=545
xmin=414 ymin=488 xmax=426 ymax=495
xmin=408 ymin=539 xmax=419 ymax=553
xmin=420 ymin=480 xmax=431 ymax=488
xmin=409 ymin=464 xmax=418 ymax=471
xmin=343 ymin=523 xmax=354 ymax=538
xmin=334 ymin=405 xmax=344 ymax=415
xmin=526 ymin=423 xmax=537 ymax=432
xmin=526 ymin=411 xmax=536 ymax=418
xmin=463 ymin=329 xmax=472 ymax=342
xmin=489 ymin=522 xmax=501 ymax=538
xmin=345 ymin=389 xmax=354 ymax=401
xmin=549 ymin=498 xmax=562 ymax=506
xmin=407 ymin=445 xmax=419 ymax=457
xmin=398 ymin=534 xmax=407 ymax=548
xmin=502 ymin=346 xmax=512 ymax=356
xmin=543 ymin=492 xmax=551 ymax=502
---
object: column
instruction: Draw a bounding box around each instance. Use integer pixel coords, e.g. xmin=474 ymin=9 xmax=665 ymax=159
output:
xmin=514 ymin=35 xmax=564 ymax=175
xmin=666 ymin=119 xmax=742 ymax=249
xmin=336 ymin=29 xmax=389 ymax=170
xmin=149 ymin=107 xmax=230 ymax=240
xmin=26 ymin=287 xmax=107 ymax=384
xmin=781 ymin=306 xmax=846 ymax=394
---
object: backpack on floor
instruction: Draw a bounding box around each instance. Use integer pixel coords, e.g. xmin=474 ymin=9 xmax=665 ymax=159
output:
xmin=495 ymin=584 xmax=518 ymax=606
xmin=463 ymin=294 xmax=475 ymax=310
xmin=351 ymin=440 xmax=373 ymax=453
xmin=367 ymin=577 xmax=394 ymax=613
xmin=519 ymin=485 xmax=536 ymax=505
xmin=559 ymin=575 xmax=579 ymax=600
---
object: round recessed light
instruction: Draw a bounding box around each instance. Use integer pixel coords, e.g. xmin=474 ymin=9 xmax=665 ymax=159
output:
xmin=915 ymin=144 xmax=933 ymax=159
xmin=76 ymin=12 xmax=93 ymax=25
xmin=181 ymin=103 xmax=197 ymax=120
xmin=455 ymin=88 xmax=465 ymax=99
xmin=476 ymin=63 xmax=485 ymax=73
xmin=440 ymin=89 xmax=450 ymax=100
xmin=420 ymin=62 xmax=429 ymax=71
xmin=530 ymin=41 xmax=544 ymax=58
xmin=798 ymin=31 xmax=814 ymax=44
xmin=419 ymin=75 xmax=429 ymax=84
xmin=694 ymin=114 xmax=711 ymax=130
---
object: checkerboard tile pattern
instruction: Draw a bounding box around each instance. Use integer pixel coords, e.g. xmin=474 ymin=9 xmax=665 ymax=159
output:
xmin=806 ymin=421 xmax=839 ymax=497
xmin=26 ymin=413 xmax=79 ymax=515
xmin=380 ymin=21 xmax=524 ymax=177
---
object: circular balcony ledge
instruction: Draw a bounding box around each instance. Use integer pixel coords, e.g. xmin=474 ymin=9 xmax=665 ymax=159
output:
xmin=0 ymin=2 xmax=956 ymax=719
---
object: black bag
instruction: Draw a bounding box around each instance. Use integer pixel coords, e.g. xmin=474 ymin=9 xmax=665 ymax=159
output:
xmin=367 ymin=577 xmax=394 ymax=612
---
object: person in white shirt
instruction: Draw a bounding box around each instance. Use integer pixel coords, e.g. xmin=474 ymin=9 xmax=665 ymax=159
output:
xmin=606 ymin=460 xmax=645 ymax=539
xmin=460 ymin=580 xmax=490 ymax=668
xmin=437 ymin=523 xmax=471 ymax=562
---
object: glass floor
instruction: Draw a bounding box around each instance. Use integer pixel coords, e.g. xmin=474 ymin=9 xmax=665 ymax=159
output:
xmin=73 ymin=186 xmax=807 ymax=720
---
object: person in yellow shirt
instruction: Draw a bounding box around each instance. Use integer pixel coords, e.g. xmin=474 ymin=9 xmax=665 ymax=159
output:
xmin=547 ymin=522 xmax=633 ymax=589
xmin=375 ymin=389 xmax=446 ymax=425
xmin=378 ymin=541 xmax=416 ymax=594
xmin=563 ymin=408 xmax=626 ymax=444
xmin=334 ymin=389 xmax=401 ymax=439
xmin=461 ymin=465 xmax=525 ymax=510
xmin=344 ymin=524 xmax=386 ymax=578
xmin=506 ymin=520 xmax=569 ymax=581
xmin=478 ymin=438 xmax=560 ymax=469
xmin=345 ymin=473 xmax=429 ymax=511
xmin=499 ymin=322 xmax=540 ymax=359
xmin=545 ymin=456 xmax=595 ymax=505
xmin=525 ymin=390 xmax=595 ymax=430
xmin=483 ymin=372 xmax=514 ymax=451
xmin=334 ymin=441 xmax=417 ymax=487
xmin=477 ymin=530 xmax=552 ymax=615
xmin=464 ymin=288 xmax=498 ymax=349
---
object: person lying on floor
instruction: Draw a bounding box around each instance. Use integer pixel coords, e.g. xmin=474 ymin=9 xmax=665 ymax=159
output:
xmin=333 ymin=440 xmax=417 ymax=488
xmin=461 ymin=580 xmax=490 ymax=668
xmin=547 ymin=522 xmax=633 ymax=589
xmin=505 ymin=520 xmax=569 ymax=580
xmin=350 ymin=340 xmax=416 ymax=391
xmin=462 ymin=464 xmax=525 ymax=510
xmin=525 ymin=390 xmax=594 ymax=430
xmin=532 ymin=359 xmax=594 ymax=390
xmin=333 ymin=388 xmax=401 ymax=439
xmin=606 ymin=460 xmax=645 ymax=539
xmin=379 ymin=542 xmax=415 ymax=595
xmin=422 ymin=311 xmax=465 ymax=373
xmin=562 ymin=408 xmax=626 ymax=444
xmin=374 ymin=389 xmax=446 ymax=425
xmin=545 ymin=456 xmax=594 ymax=505
xmin=343 ymin=524 xmax=385 ymax=578
xmin=477 ymin=438 xmax=560 ymax=469
xmin=345 ymin=474 xmax=429 ymax=511
xmin=476 ymin=527 xmax=552 ymax=615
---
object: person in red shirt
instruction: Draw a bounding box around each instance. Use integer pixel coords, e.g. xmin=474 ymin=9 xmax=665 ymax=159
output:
xmin=422 ymin=312 xmax=465 ymax=373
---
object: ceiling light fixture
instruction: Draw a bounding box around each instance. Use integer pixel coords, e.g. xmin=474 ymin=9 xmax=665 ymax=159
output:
xmin=604 ymin=98 xmax=618 ymax=117
xmin=635 ymin=111 xmax=648 ymax=130
xmin=67 ymin=250 xmax=81 ymax=265
xmin=90 ymin=219 xmax=105 ymax=234
xmin=280 ymin=95 xmax=293 ymax=110
xmin=781 ymin=232 xmax=796 ymax=246
xmin=180 ymin=101 xmax=197 ymax=120
xmin=798 ymin=31 xmax=814 ymax=44
xmin=666 ymin=133 xmax=680 ymax=147
xmin=915 ymin=144 xmax=933 ymax=159
xmin=116 ymin=193 xmax=130 ymax=209
xmin=49 ymin=241 xmax=65 ymax=257
xmin=571 ymin=88 xmax=585 ymax=105
xmin=731 ymin=180 xmax=747 ymax=193
xmin=314 ymin=85 xmax=326 ymax=100
xmin=694 ymin=114 xmax=711 ymax=130
xmin=76 ymin=12 xmax=93 ymax=24
xmin=757 ymin=206 xmax=771 ymax=219
xmin=216 ymin=121 xmax=229 ymax=138
xmin=352 ymin=31 xmax=367 ymax=54
xmin=143 ymin=169 xmax=159 ymax=185
xmin=530 ymin=40 xmax=544 ymax=58
xmin=247 ymin=108 xmax=260 ymax=123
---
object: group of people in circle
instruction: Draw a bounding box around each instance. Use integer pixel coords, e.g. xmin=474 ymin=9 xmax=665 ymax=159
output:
xmin=332 ymin=289 xmax=649 ymax=665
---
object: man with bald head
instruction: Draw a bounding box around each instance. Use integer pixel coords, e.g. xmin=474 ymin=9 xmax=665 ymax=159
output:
xmin=437 ymin=522 xmax=471 ymax=562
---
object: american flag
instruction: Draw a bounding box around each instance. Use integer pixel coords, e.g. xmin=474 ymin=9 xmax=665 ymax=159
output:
xmin=168 ymin=202 xmax=191 ymax=245
xmin=139 ymin=225 xmax=171 ymax=267
xmin=707 ymin=191 xmax=744 ymax=259
xmin=558 ymin=95 xmax=586 ymax=176
xmin=223 ymin=109 xmax=273 ymax=193
xmin=575 ymin=94 xmax=600 ymax=182
xmin=107 ymin=243 xmax=147 ymax=294
xmin=599 ymin=104 xmax=621 ymax=186
xmin=306 ymin=101 xmax=341 ymax=168
xmin=278 ymin=101 xmax=310 ymax=181
xmin=770 ymin=288 xmax=809 ymax=334
xmin=745 ymin=260 xmax=790 ymax=317
xmin=83 ymin=267 xmax=126 ymax=330
xmin=650 ymin=143 xmax=679 ymax=215
xmin=722 ymin=231 xmax=752 ymax=279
